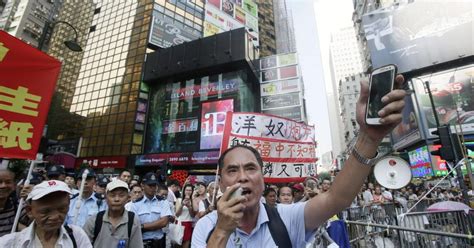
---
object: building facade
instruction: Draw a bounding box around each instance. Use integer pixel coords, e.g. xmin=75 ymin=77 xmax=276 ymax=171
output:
xmin=0 ymin=0 xmax=60 ymax=47
xmin=273 ymin=0 xmax=295 ymax=54
xmin=328 ymin=26 xmax=363 ymax=156
xmin=256 ymin=0 xmax=276 ymax=57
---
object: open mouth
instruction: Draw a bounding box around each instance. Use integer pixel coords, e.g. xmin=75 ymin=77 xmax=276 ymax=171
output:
xmin=241 ymin=188 xmax=252 ymax=196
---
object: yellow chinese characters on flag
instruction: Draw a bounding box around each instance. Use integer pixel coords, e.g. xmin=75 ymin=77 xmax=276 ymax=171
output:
xmin=0 ymin=31 xmax=61 ymax=159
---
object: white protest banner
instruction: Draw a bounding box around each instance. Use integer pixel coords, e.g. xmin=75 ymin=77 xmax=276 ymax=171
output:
xmin=221 ymin=112 xmax=317 ymax=183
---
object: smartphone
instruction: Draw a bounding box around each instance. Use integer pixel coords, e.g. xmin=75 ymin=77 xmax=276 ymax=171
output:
xmin=366 ymin=64 xmax=397 ymax=125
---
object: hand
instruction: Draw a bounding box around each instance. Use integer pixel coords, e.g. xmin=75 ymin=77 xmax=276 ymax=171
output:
xmin=356 ymin=74 xmax=406 ymax=145
xmin=215 ymin=183 xmax=246 ymax=234
xmin=20 ymin=184 xmax=33 ymax=199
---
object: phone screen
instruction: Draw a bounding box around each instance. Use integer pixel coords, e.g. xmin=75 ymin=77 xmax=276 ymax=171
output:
xmin=367 ymin=69 xmax=394 ymax=119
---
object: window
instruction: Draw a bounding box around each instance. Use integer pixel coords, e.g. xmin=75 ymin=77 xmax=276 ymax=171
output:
xmin=94 ymin=7 xmax=101 ymax=14
xmin=89 ymin=25 xmax=96 ymax=32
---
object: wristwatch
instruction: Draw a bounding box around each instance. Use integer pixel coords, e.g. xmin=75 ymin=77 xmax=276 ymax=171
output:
xmin=351 ymin=145 xmax=380 ymax=166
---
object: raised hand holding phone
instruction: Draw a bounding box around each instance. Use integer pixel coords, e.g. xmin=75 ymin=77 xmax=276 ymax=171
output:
xmin=366 ymin=64 xmax=398 ymax=125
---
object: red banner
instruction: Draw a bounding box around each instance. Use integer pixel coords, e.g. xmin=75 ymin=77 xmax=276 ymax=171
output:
xmin=0 ymin=31 xmax=61 ymax=159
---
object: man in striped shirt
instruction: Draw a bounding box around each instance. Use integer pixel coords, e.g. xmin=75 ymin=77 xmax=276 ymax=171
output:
xmin=0 ymin=169 xmax=17 ymax=237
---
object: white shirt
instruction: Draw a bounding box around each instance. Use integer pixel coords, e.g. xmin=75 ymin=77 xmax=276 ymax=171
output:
xmin=176 ymin=198 xmax=193 ymax=222
xmin=167 ymin=188 xmax=177 ymax=204
xmin=192 ymin=201 xmax=315 ymax=248
xmin=0 ymin=222 xmax=91 ymax=248
xmin=363 ymin=190 xmax=373 ymax=205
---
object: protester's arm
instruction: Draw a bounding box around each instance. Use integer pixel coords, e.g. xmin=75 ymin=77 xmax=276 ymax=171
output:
xmin=196 ymin=200 xmax=207 ymax=219
xmin=142 ymin=216 xmax=169 ymax=231
xmin=175 ymin=198 xmax=183 ymax=217
xmin=304 ymin=75 xmax=406 ymax=231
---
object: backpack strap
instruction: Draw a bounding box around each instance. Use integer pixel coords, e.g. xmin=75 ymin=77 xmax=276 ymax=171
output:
xmin=92 ymin=210 xmax=106 ymax=245
xmin=64 ymin=224 xmax=77 ymax=248
xmin=205 ymin=204 xmax=292 ymax=247
xmin=263 ymin=203 xmax=292 ymax=248
xmin=127 ymin=211 xmax=135 ymax=240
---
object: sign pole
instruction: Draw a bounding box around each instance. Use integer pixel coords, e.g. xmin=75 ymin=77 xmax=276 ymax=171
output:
xmin=11 ymin=160 xmax=36 ymax=233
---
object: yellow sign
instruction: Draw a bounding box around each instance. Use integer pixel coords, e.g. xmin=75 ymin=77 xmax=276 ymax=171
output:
xmin=0 ymin=118 xmax=33 ymax=150
xmin=204 ymin=21 xmax=220 ymax=37
xmin=0 ymin=86 xmax=42 ymax=116
xmin=0 ymin=42 xmax=8 ymax=62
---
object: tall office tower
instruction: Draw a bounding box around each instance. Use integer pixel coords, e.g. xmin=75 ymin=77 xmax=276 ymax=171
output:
xmin=0 ymin=0 xmax=60 ymax=47
xmin=256 ymin=0 xmax=276 ymax=57
xmin=338 ymin=73 xmax=367 ymax=145
xmin=328 ymin=26 xmax=363 ymax=156
xmin=273 ymin=0 xmax=296 ymax=54
xmin=62 ymin=0 xmax=206 ymax=158
xmin=65 ymin=1 xmax=154 ymax=157
xmin=44 ymin=1 xmax=95 ymax=143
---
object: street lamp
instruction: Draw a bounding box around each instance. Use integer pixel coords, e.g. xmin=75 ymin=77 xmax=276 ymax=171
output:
xmin=38 ymin=20 xmax=82 ymax=52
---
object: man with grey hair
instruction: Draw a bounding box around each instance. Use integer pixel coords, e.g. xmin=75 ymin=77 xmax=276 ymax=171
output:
xmin=0 ymin=180 xmax=91 ymax=247
xmin=192 ymin=75 xmax=407 ymax=247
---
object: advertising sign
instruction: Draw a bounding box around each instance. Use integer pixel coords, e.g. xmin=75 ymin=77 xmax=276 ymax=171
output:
xmin=222 ymin=0 xmax=234 ymax=16
xmin=261 ymin=65 xmax=299 ymax=83
xmin=162 ymin=118 xmax=199 ymax=134
xmin=263 ymin=106 xmax=302 ymax=121
xmin=429 ymin=145 xmax=448 ymax=177
xmin=168 ymin=79 xmax=239 ymax=100
xmin=412 ymin=65 xmax=474 ymax=137
xmin=221 ymin=112 xmax=317 ymax=183
xmin=242 ymin=0 xmax=257 ymax=17
xmin=200 ymin=99 xmax=234 ymax=149
xmin=260 ymin=56 xmax=277 ymax=70
xmin=204 ymin=21 xmax=220 ymax=37
xmin=260 ymin=53 xmax=298 ymax=70
xmin=278 ymin=53 xmax=297 ymax=67
xmin=0 ymin=31 xmax=61 ymax=159
xmin=204 ymin=4 xmax=243 ymax=34
xmin=262 ymin=92 xmax=300 ymax=110
xmin=408 ymin=146 xmax=433 ymax=178
xmin=391 ymin=93 xmax=422 ymax=150
xmin=260 ymin=79 xmax=300 ymax=97
xmin=207 ymin=0 xmax=221 ymax=8
xmin=234 ymin=5 xmax=246 ymax=24
xmin=135 ymin=150 xmax=220 ymax=166
xmin=149 ymin=11 xmax=200 ymax=48
xmin=75 ymin=156 xmax=127 ymax=169
xmin=362 ymin=0 xmax=473 ymax=73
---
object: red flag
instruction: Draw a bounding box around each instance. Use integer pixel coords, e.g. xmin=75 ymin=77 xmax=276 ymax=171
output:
xmin=0 ymin=31 xmax=61 ymax=159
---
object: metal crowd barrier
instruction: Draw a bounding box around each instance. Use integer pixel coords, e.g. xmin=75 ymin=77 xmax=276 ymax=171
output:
xmin=341 ymin=203 xmax=474 ymax=248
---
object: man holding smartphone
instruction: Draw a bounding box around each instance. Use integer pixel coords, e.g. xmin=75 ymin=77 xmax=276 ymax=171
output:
xmin=192 ymin=74 xmax=407 ymax=247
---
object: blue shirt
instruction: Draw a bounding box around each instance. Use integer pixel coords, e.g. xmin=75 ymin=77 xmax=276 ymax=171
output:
xmin=192 ymin=202 xmax=315 ymax=248
xmin=66 ymin=193 xmax=107 ymax=227
xmin=131 ymin=196 xmax=173 ymax=240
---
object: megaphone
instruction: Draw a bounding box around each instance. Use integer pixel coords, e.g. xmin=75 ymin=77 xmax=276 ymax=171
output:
xmin=373 ymin=156 xmax=412 ymax=189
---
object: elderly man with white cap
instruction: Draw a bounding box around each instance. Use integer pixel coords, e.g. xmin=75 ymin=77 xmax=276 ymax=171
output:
xmin=83 ymin=179 xmax=143 ymax=248
xmin=0 ymin=180 xmax=91 ymax=247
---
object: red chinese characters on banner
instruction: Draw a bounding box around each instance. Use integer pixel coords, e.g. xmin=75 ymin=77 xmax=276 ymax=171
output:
xmin=0 ymin=31 xmax=61 ymax=159
xmin=221 ymin=112 xmax=318 ymax=183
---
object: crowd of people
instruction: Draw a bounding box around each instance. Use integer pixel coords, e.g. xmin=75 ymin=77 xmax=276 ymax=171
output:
xmin=0 ymin=74 xmax=408 ymax=247
xmin=0 ymin=162 xmax=373 ymax=247
xmin=0 ymin=162 xmax=469 ymax=247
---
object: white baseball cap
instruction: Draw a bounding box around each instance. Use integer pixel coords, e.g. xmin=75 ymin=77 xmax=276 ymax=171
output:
xmin=27 ymin=180 xmax=72 ymax=201
xmin=106 ymin=179 xmax=129 ymax=193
